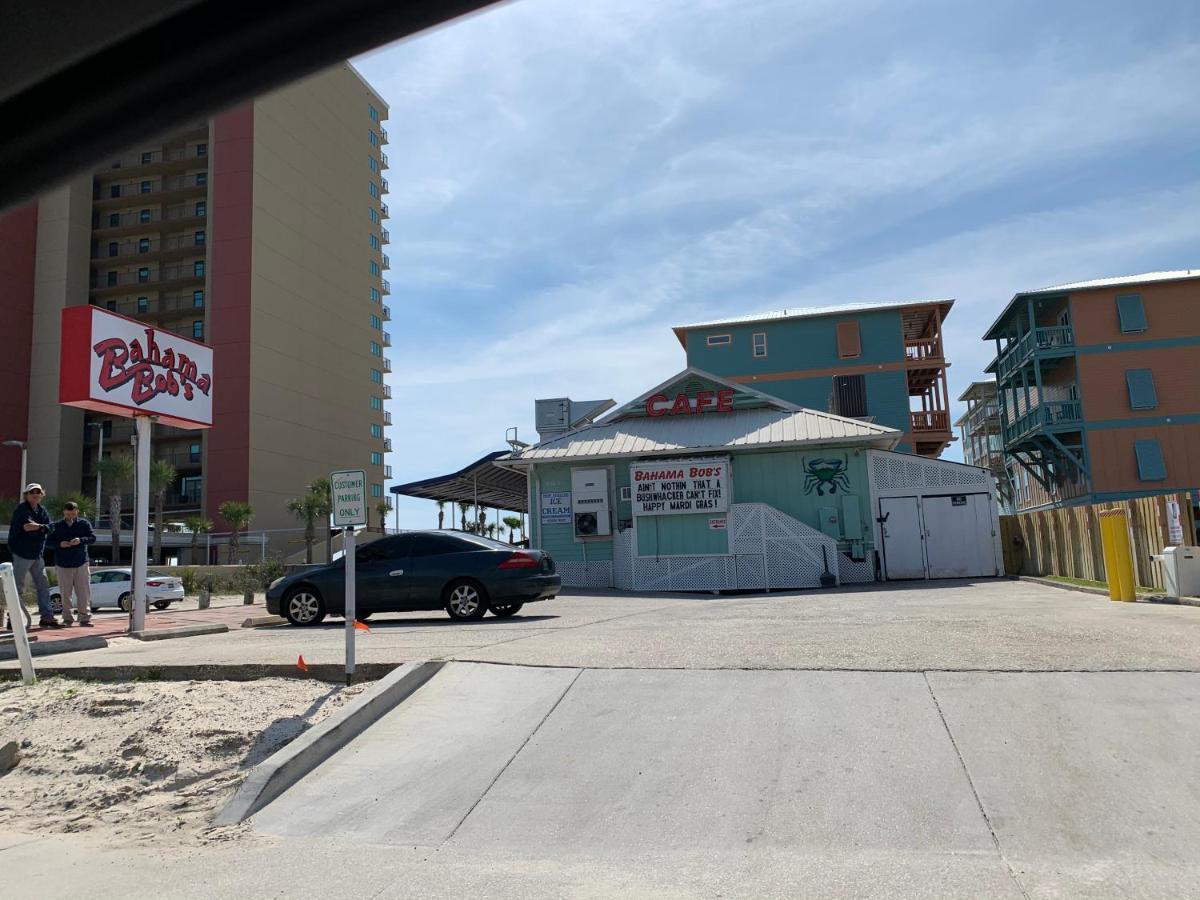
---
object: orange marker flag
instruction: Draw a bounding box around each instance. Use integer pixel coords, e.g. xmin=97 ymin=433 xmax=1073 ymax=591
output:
xmin=353 ymin=620 xmax=371 ymax=633
xmin=297 ymin=654 xmax=310 ymax=673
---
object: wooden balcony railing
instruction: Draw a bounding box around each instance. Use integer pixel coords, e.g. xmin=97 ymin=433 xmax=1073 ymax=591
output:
xmin=910 ymin=410 xmax=950 ymax=433
xmin=904 ymin=337 xmax=943 ymax=362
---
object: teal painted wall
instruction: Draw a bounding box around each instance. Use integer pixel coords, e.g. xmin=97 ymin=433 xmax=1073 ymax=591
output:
xmin=529 ymin=447 xmax=875 ymax=559
xmin=682 ymin=312 xmax=914 ymax=448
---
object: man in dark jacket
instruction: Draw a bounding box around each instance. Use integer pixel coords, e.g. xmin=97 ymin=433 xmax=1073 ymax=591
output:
xmin=7 ymin=482 xmax=58 ymax=628
xmin=51 ymin=501 xmax=97 ymax=627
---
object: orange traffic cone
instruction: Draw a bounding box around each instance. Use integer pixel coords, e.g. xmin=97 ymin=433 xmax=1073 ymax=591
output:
xmin=353 ymin=620 xmax=371 ymax=632
xmin=297 ymin=654 xmax=310 ymax=673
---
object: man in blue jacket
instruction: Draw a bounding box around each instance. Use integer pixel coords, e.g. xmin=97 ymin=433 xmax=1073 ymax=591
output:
xmin=7 ymin=483 xmax=58 ymax=628
xmin=51 ymin=500 xmax=97 ymax=627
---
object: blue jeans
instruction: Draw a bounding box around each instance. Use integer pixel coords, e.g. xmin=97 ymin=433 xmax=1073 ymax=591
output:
xmin=12 ymin=555 xmax=54 ymax=620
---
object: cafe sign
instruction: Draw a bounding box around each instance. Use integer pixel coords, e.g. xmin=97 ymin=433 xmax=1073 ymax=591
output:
xmin=630 ymin=457 xmax=729 ymax=516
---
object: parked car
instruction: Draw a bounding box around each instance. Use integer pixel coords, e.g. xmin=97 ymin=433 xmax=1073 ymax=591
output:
xmin=266 ymin=531 xmax=560 ymax=626
xmin=49 ymin=568 xmax=185 ymax=614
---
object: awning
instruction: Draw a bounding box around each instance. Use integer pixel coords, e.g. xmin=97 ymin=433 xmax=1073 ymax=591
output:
xmin=390 ymin=451 xmax=528 ymax=512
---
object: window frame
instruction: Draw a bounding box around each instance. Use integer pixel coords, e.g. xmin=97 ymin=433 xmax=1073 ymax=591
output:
xmin=836 ymin=321 xmax=862 ymax=359
xmin=1134 ymin=438 xmax=1166 ymax=482
xmin=752 ymin=332 xmax=767 ymax=358
xmin=705 ymin=333 xmax=732 ymax=347
xmin=1125 ymin=369 xmax=1157 ymax=410
xmin=192 ymin=320 xmax=205 ymax=340
xmin=1116 ymin=293 xmax=1147 ymax=334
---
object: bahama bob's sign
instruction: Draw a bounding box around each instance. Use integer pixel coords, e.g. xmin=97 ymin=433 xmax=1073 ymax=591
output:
xmin=59 ymin=306 xmax=213 ymax=429
xmin=630 ymin=457 xmax=729 ymax=516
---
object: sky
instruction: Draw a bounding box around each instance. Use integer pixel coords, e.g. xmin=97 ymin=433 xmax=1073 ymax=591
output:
xmin=353 ymin=0 xmax=1200 ymax=530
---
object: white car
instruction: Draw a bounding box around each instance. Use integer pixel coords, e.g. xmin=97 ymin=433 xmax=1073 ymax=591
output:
xmin=50 ymin=568 xmax=185 ymax=614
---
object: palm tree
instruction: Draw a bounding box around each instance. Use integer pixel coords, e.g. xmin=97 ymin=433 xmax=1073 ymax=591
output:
xmin=376 ymin=500 xmax=393 ymax=532
xmin=45 ymin=492 xmax=98 ymax=521
xmin=308 ymin=477 xmax=333 ymax=562
xmin=457 ymin=500 xmax=470 ymax=531
xmin=502 ymin=515 xmax=522 ymax=544
xmin=218 ymin=500 xmax=254 ymax=564
xmin=149 ymin=459 xmax=177 ymax=564
xmin=485 ymin=522 xmax=497 ymax=540
xmin=436 ymin=500 xmax=445 ymax=529
xmin=286 ymin=492 xmax=323 ymax=564
xmin=96 ymin=454 xmax=135 ymax=563
xmin=184 ymin=516 xmax=213 ymax=564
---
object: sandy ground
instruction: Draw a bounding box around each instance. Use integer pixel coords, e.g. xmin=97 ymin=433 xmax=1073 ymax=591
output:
xmin=0 ymin=677 xmax=366 ymax=845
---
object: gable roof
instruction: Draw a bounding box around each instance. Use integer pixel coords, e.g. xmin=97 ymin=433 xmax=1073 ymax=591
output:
xmin=672 ymin=298 xmax=954 ymax=348
xmin=598 ymin=366 xmax=801 ymax=424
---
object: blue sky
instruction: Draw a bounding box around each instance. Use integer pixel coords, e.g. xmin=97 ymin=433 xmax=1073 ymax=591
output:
xmin=354 ymin=0 xmax=1200 ymax=529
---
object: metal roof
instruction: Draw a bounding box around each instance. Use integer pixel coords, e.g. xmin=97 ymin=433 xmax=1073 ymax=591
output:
xmin=956 ymin=381 xmax=997 ymax=403
xmin=390 ymin=451 xmax=528 ymax=512
xmin=673 ymin=298 xmax=954 ymax=345
xmin=598 ymin=366 xmax=801 ymax=424
xmin=501 ymin=407 xmax=900 ymax=465
xmin=983 ymin=269 xmax=1200 ymax=340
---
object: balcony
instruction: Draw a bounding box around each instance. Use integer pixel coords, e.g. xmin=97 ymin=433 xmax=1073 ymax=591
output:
xmin=92 ymin=201 xmax=207 ymax=236
xmin=380 ymin=202 xmax=388 ymax=217
xmin=93 ymin=174 xmax=207 ymax=207
xmin=995 ymin=325 xmax=1075 ymax=382
xmin=904 ymin=337 xmax=943 ymax=363
xmin=381 ymin=304 xmax=391 ymax=321
xmin=381 ymin=228 xmax=389 ymax=244
xmin=383 ymin=438 xmax=392 ymax=452
xmin=90 ymin=263 xmax=204 ymax=293
xmin=385 ymin=465 xmax=393 ymax=478
xmin=381 ymin=384 xmax=392 ymax=399
xmin=379 ymin=127 xmax=388 ymax=145
xmin=155 ymin=449 xmax=203 ymax=469
xmin=381 ymin=279 xmax=391 ymax=295
xmin=106 ymin=145 xmax=209 ymax=175
xmin=383 ymin=411 xmax=393 ymax=425
xmin=97 ymin=292 xmax=205 ymax=320
xmin=1002 ymin=400 xmax=1083 ymax=445
xmin=381 ymin=178 xmax=389 ymax=193
xmin=92 ymin=232 xmax=206 ymax=262
xmin=910 ymin=410 xmax=950 ymax=434
xmin=964 ymin=402 xmax=1001 ymax=435
xmin=380 ymin=152 xmax=388 ymax=168
xmin=382 ymin=331 xmax=391 ymax=347
xmin=382 ymin=253 xmax=390 ymax=269
xmin=382 ymin=358 xmax=392 ymax=373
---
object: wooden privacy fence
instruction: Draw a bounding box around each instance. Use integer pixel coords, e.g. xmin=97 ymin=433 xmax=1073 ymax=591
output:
xmin=999 ymin=492 xmax=1196 ymax=591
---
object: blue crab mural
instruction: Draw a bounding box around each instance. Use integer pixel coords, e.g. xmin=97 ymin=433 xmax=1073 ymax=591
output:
xmin=804 ymin=458 xmax=850 ymax=496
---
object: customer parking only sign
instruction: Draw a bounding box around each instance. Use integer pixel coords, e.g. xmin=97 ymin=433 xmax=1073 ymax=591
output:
xmin=331 ymin=470 xmax=367 ymax=527
xmin=630 ymin=457 xmax=729 ymax=516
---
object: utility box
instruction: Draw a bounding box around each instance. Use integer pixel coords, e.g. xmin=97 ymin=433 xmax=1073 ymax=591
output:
xmin=1161 ymin=546 xmax=1200 ymax=598
xmin=818 ymin=506 xmax=841 ymax=540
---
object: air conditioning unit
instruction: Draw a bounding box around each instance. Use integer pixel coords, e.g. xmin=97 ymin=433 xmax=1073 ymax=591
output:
xmin=571 ymin=468 xmax=611 ymax=537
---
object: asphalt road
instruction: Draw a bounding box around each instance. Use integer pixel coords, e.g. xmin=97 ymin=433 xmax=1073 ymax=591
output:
xmin=3 ymin=579 xmax=1200 ymax=898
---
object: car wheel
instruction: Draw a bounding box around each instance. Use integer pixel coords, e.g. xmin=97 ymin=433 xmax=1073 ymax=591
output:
xmin=152 ymin=600 xmax=170 ymax=610
xmin=444 ymin=580 xmax=488 ymax=621
xmin=119 ymin=593 xmax=150 ymax=614
xmin=489 ymin=603 xmax=524 ymax=618
xmin=284 ymin=586 xmax=326 ymax=627
xmin=50 ymin=594 xmax=62 ymax=615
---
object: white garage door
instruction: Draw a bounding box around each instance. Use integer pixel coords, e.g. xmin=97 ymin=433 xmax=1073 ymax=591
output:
xmin=879 ymin=497 xmax=926 ymax=580
xmin=922 ymin=493 xmax=997 ymax=578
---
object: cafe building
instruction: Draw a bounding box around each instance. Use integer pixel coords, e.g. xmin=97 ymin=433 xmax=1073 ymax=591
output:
xmin=498 ymin=368 xmax=1002 ymax=591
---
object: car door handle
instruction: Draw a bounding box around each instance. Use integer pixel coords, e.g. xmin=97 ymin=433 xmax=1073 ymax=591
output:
xmin=389 ymin=569 xmax=405 ymax=576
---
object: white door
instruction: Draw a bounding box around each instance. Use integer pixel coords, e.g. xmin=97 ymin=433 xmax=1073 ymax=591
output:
xmin=879 ymin=497 xmax=925 ymax=580
xmin=921 ymin=494 xmax=997 ymax=578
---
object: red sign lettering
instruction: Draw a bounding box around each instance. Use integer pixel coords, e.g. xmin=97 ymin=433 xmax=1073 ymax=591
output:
xmin=93 ymin=328 xmax=213 ymax=408
xmin=643 ymin=389 xmax=736 ymax=417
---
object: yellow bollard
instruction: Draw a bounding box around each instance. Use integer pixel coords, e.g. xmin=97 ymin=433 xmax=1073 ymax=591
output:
xmin=1099 ymin=509 xmax=1136 ymax=602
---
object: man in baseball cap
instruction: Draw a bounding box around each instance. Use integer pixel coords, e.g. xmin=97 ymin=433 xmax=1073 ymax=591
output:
xmin=7 ymin=483 xmax=60 ymax=628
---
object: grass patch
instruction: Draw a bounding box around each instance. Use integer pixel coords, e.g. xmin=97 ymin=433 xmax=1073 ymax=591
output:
xmin=1040 ymin=575 xmax=1157 ymax=593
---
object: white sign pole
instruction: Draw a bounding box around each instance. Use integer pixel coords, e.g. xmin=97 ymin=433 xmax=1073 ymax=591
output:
xmin=131 ymin=415 xmax=152 ymax=634
xmin=0 ymin=563 xmax=36 ymax=684
xmin=344 ymin=526 xmax=355 ymax=685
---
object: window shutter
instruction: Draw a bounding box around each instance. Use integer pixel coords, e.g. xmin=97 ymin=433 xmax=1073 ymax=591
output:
xmin=1134 ymin=439 xmax=1166 ymax=481
xmin=1116 ymin=293 xmax=1147 ymax=333
xmin=1124 ymin=369 xmax=1157 ymax=410
xmin=836 ymin=321 xmax=861 ymax=358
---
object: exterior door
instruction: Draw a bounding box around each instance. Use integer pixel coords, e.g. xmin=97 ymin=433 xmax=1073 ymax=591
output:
xmin=922 ymin=494 xmax=997 ymax=578
xmin=879 ymin=497 xmax=926 ymax=580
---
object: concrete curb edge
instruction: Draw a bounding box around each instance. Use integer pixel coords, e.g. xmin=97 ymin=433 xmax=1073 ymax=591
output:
xmin=0 ymin=634 xmax=108 ymax=660
xmin=131 ymin=624 xmax=230 ymax=641
xmin=1017 ymin=575 xmax=1200 ymax=607
xmin=212 ymin=659 xmax=445 ymax=826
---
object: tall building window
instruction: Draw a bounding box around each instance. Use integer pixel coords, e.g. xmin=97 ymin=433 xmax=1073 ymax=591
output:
xmin=369 ymin=287 xmax=380 ymax=302
xmin=371 ymin=423 xmax=383 ymax=438
xmin=140 ymin=180 xmax=152 ymax=194
xmin=369 ymin=130 xmax=378 ymax=146
xmin=107 ymin=242 xmax=119 ymax=257
xmin=369 ymin=157 xmax=378 ymax=172
xmin=370 ymin=342 xmax=381 ymax=357
xmin=192 ymin=320 xmax=205 ymax=340
xmin=369 ymin=260 xmax=380 ymax=276
xmin=370 ymin=314 xmax=381 ymax=330
xmin=106 ymin=300 xmax=117 ymax=310
xmin=195 ymin=230 xmax=206 ymax=246
xmin=109 ymin=213 xmax=121 ymax=227
xmin=371 ymin=483 xmax=383 ymax=498
xmin=369 ymin=207 xmax=379 ymax=224
xmin=371 ymin=368 xmax=382 ymax=383
xmin=137 ymin=296 xmax=149 ymax=313
xmin=196 ymin=201 xmax=207 ymax=217
xmin=369 ymin=181 xmax=379 ymax=198
xmin=370 ymin=396 xmax=382 ymax=411
xmin=371 ymin=452 xmax=382 ymax=466
xmin=138 ymin=238 xmax=151 ymax=253
xmin=369 ymin=104 xmax=379 ymax=122
xmin=193 ymin=290 xmax=205 ymax=307
xmin=196 ymin=143 xmax=208 ymax=157
xmin=137 ymin=267 xmax=150 ymax=283
xmin=369 ymin=234 xmax=380 ymax=250
xmin=196 ymin=172 xmax=207 ymax=187
xmin=189 ymin=442 xmax=201 ymax=463
xmin=110 ymin=184 xmax=121 ymax=198
xmin=193 ymin=260 xmax=205 ymax=277
xmin=139 ymin=209 xmax=151 ymax=223
xmin=107 ymin=271 xmax=118 ymax=286
xmin=142 ymin=151 xmax=154 ymax=164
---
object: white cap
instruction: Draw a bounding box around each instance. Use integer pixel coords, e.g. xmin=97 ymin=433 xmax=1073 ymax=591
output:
xmin=23 ymin=483 xmax=44 ymax=494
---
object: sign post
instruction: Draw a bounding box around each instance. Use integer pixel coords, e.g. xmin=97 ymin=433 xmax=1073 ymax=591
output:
xmin=0 ymin=563 xmax=36 ymax=684
xmin=130 ymin=415 xmax=153 ymax=633
xmin=331 ymin=469 xmax=367 ymax=684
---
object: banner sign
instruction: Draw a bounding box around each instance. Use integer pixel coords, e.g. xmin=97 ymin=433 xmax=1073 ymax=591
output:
xmin=541 ymin=491 xmax=572 ymax=525
xmin=630 ymin=458 xmax=729 ymax=516
xmin=59 ymin=306 xmax=213 ymax=429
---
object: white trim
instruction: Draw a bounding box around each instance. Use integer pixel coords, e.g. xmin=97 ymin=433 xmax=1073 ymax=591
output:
xmin=752 ymin=332 xmax=767 ymax=358
xmin=706 ymin=333 xmax=732 ymax=346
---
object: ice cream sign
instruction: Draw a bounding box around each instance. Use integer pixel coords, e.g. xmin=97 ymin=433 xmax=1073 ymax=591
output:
xmin=59 ymin=305 xmax=213 ymax=429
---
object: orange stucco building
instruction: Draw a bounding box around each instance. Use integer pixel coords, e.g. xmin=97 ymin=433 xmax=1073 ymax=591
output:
xmin=984 ymin=270 xmax=1200 ymax=514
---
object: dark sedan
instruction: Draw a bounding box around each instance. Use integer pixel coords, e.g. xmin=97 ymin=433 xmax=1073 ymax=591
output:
xmin=266 ymin=531 xmax=560 ymax=626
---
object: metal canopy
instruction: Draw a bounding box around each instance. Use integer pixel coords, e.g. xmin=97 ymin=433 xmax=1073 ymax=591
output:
xmin=390 ymin=451 xmax=528 ymax=512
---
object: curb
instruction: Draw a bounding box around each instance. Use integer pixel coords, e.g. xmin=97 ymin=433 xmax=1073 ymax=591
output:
xmin=241 ymin=615 xmax=286 ymax=628
xmin=1017 ymin=575 xmax=1200 ymax=606
xmin=131 ymin=623 xmax=230 ymax=641
xmin=0 ymin=634 xmax=108 ymax=660
xmin=0 ymin=662 xmax=401 ymax=683
xmin=213 ymin=659 xmax=445 ymax=825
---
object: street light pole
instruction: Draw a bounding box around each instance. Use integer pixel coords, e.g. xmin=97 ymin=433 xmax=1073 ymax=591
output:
xmin=92 ymin=423 xmax=104 ymax=516
xmin=2 ymin=440 xmax=27 ymax=496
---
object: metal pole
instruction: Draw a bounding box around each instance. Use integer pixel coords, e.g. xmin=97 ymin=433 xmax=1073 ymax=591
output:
xmin=0 ymin=563 xmax=36 ymax=683
xmin=344 ymin=526 xmax=356 ymax=685
xmin=395 ymin=500 xmax=399 ymax=533
xmin=131 ymin=415 xmax=151 ymax=634
xmin=95 ymin=426 xmax=104 ymax=516
xmin=19 ymin=446 xmax=26 ymax=497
